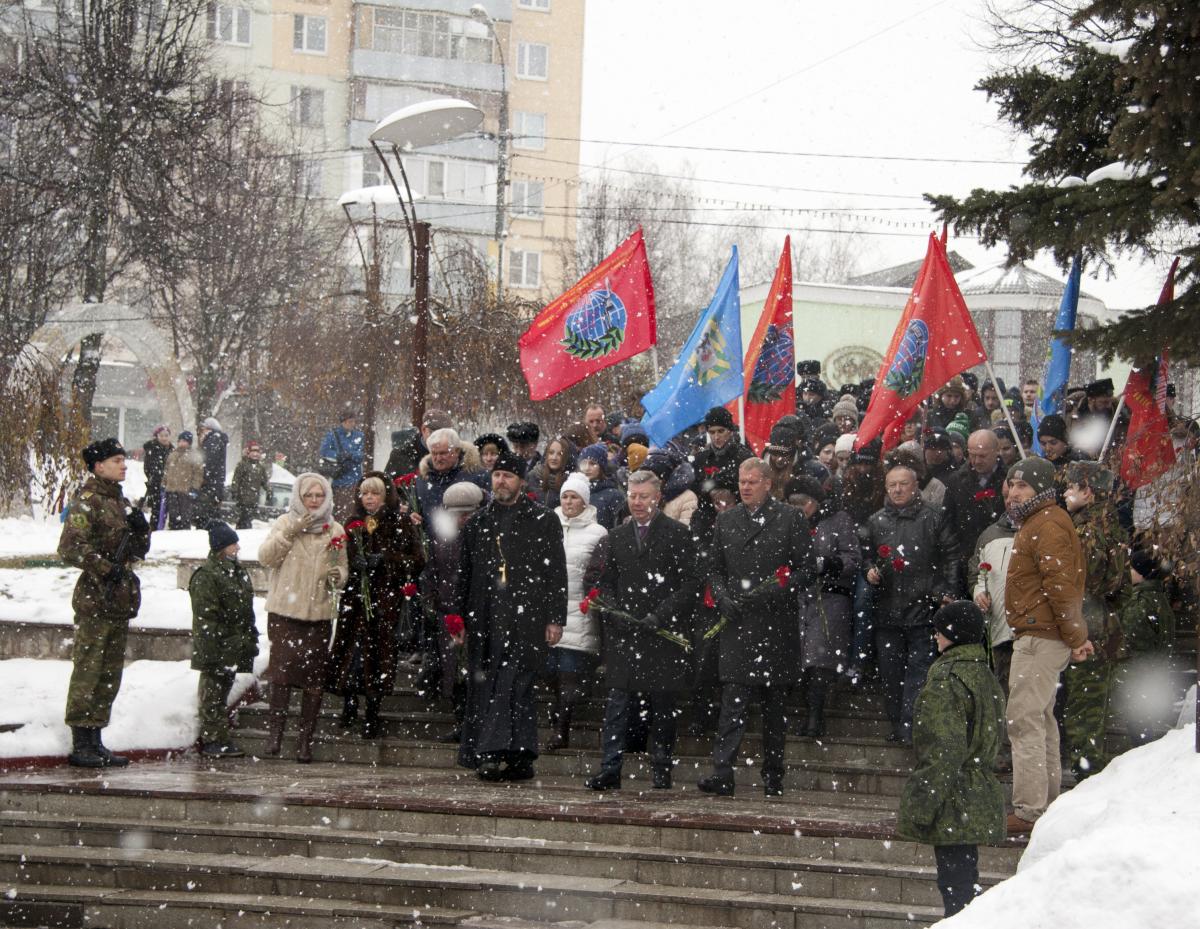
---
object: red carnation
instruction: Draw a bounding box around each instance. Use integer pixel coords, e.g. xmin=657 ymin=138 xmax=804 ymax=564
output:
xmin=979 ymin=562 xmax=993 ymax=573
xmin=704 ymin=466 xmax=719 ymax=476
xmin=345 ymin=519 xmax=365 ymax=532
xmin=443 ymin=614 xmax=465 ymax=637
xmin=891 ymin=556 xmax=906 ymax=572
xmin=878 ymin=544 xmax=892 ymax=558
xmin=394 ymin=472 xmax=417 ymax=488
xmin=810 ymin=527 xmax=818 ymax=537
xmin=775 ymin=565 xmax=791 ymax=587
xmin=974 ymin=488 xmax=997 ymax=502
xmin=586 ymin=587 xmax=600 ymax=602
xmin=402 ymin=582 xmax=418 ymax=598
xmin=328 ymin=534 xmax=345 ymax=551
xmin=323 ymin=523 xmax=331 ymax=532
xmin=579 ymin=598 xmax=591 ymax=615
xmin=703 ymin=584 xmax=716 ymax=610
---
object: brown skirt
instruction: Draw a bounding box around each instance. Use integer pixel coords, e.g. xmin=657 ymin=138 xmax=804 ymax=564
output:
xmin=264 ymin=613 xmax=332 ymax=689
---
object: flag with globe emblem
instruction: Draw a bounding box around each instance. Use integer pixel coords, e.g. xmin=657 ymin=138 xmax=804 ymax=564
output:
xmin=737 ymin=237 xmax=795 ymax=454
xmin=855 ymin=232 xmax=987 ymax=450
xmin=518 ymin=227 xmax=656 ymax=401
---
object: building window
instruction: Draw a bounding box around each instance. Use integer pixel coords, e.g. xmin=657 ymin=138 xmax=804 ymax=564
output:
xmin=516 ymin=42 xmax=548 ymax=80
xmin=423 ymin=159 xmax=492 ymax=203
xmin=293 ymin=14 xmax=327 ymax=54
xmin=290 ymin=86 xmax=325 ymax=129
xmin=292 ymin=159 xmax=323 ymax=198
xmin=508 ymin=250 xmax=541 ymax=289
xmin=518 ymin=0 xmax=551 ymax=9
xmin=510 ymin=180 xmax=543 ymax=218
xmin=361 ymin=152 xmax=384 ymax=188
xmin=207 ymin=4 xmax=250 ymax=46
xmin=372 ymin=9 xmax=491 ymax=63
xmin=512 ymin=111 xmax=546 ymax=150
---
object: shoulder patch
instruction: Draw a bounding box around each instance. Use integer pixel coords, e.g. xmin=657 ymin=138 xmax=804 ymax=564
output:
xmin=69 ymin=512 xmax=88 ymax=530
xmin=80 ymin=491 xmax=94 ymax=500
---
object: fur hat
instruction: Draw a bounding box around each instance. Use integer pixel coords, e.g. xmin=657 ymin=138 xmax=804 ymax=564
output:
xmin=422 ymin=409 xmax=453 ymax=432
xmin=201 ymin=417 xmax=222 ymax=432
xmin=1008 ymin=457 xmax=1056 ymax=495
xmin=560 ymin=471 xmax=591 ymax=505
xmin=784 ymin=475 xmax=825 ymax=503
xmin=933 ymin=600 xmax=987 ymax=646
xmin=505 ymin=421 xmax=540 ymax=445
xmin=82 ymin=438 xmax=125 ymax=471
xmin=703 ymin=406 xmax=735 ymax=430
xmin=442 ymin=481 xmax=484 ymax=514
xmin=473 ymin=433 xmax=509 ymax=454
xmin=207 ymin=520 xmax=239 ymax=553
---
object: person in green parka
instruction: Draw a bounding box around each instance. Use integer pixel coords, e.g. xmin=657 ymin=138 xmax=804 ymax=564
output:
xmin=189 ymin=521 xmax=259 ymax=757
xmin=898 ymin=600 xmax=1006 ymax=918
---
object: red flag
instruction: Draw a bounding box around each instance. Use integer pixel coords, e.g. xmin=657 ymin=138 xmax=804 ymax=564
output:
xmin=1120 ymin=260 xmax=1179 ymax=490
xmin=738 ymin=237 xmax=794 ymax=454
xmin=855 ymin=233 xmax=987 ymax=450
xmin=518 ymin=228 xmax=656 ymax=401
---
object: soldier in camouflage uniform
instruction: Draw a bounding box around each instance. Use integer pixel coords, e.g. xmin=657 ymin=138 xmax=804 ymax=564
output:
xmin=1061 ymin=460 xmax=1129 ymax=779
xmin=898 ymin=601 xmax=1005 ymax=918
xmin=189 ymin=521 xmax=259 ymax=756
xmin=1115 ymin=549 xmax=1177 ymax=746
xmin=57 ymin=439 xmax=152 ymax=767
xmin=230 ymin=441 xmax=272 ymax=529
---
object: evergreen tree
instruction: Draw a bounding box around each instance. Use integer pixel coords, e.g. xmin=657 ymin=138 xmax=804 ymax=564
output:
xmin=928 ymin=1 xmax=1200 ymax=364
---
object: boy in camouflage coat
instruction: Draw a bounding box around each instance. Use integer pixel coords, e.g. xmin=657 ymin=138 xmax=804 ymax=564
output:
xmin=898 ymin=601 xmax=1005 ymax=918
xmin=230 ymin=441 xmax=272 ymax=529
xmin=1061 ymin=461 xmax=1129 ymax=779
xmin=189 ymin=521 xmax=259 ymax=756
xmin=58 ymin=439 xmax=152 ymax=767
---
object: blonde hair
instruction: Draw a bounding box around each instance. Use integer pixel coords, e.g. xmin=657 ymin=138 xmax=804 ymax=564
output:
xmin=358 ymin=476 xmax=386 ymax=497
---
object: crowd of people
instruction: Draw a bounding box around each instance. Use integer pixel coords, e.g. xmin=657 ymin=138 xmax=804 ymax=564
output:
xmin=58 ymin=365 xmax=1196 ymax=919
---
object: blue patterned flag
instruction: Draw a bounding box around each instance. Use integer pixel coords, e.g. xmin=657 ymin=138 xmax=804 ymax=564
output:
xmin=1031 ymin=254 xmax=1082 ymax=453
xmin=640 ymin=249 xmax=743 ymax=446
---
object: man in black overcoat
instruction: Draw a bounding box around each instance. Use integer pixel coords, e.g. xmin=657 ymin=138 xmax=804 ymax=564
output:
xmin=584 ymin=470 xmax=699 ymax=791
xmin=456 ymin=451 xmax=567 ymax=781
xmin=699 ymin=457 xmax=817 ymax=797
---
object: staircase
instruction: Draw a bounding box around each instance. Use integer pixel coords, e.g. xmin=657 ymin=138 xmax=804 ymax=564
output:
xmin=0 ymin=673 xmax=1029 ymax=929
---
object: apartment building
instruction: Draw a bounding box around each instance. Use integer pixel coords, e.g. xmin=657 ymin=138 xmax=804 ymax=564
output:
xmin=206 ymin=0 xmax=586 ymax=299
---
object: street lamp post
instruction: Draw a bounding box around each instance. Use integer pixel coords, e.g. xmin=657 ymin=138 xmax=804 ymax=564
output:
xmin=361 ymin=99 xmax=483 ymax=427
xmin=470 ymin=4 xmax=509 ymax=304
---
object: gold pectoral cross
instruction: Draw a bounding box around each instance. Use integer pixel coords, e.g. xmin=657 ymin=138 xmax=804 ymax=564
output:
xmin=496 ymin=536 xmax=508 ymax=586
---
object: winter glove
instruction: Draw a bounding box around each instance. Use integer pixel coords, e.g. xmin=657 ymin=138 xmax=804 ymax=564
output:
xmin=821 ymin=554 xmax=844 ymax=578
xmin=365 ymin=553 xmax=385 ymax=570
xmin=716 ymin=595 xmax=743 ymax=622
xmin=126 ymin=508 xmax=150 ymax=535
xmin=352 ymin=554 xmax=368 ymax=573
xmin=105 ymin=563 xmax=127 ymax=585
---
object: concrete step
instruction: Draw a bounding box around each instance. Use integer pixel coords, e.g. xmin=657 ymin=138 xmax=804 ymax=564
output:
xmin=0 ymin=619 xmax=193 ymax=663
xmin=0 ymin=810 xmax=1014 ymax=910
xmin=0 ymin=882 xmax=474 ymax=929
xmin=0 ymin=843 xmax=949 ymax=929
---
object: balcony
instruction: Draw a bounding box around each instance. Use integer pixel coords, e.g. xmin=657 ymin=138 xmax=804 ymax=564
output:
xmin=351 ymin=48 xmax=504 ymax=93
xmin=355 ymin=0 xmax=511 ymax=19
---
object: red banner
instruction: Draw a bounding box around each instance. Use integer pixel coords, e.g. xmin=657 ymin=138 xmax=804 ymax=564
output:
xmin=518 ymin=228 xmax=656 ymax=401
xmin=855 ymin=233 xmax=987 ymax=450
xmin=738 ymin=237 xmax=794 ymax=454
xmin=1120 ymin=259 xmax=1179 ymax=490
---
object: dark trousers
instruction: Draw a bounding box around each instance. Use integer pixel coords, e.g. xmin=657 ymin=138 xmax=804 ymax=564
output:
xmin=934 ymin=844 xmax=979 ymax=917
xmin=875 ymin=624 xmax=937 ymax=737
xmin=712 ymin=683 xmax=787 ymax=781
xmin=851 ymin=573 xmax=876 ymax=671
xmin=599 ymin=689 xmax=677 ymax=772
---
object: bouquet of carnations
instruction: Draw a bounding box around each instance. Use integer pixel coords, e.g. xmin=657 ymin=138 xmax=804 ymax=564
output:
xmin=579 ymin=588 xmax=691 ymax=652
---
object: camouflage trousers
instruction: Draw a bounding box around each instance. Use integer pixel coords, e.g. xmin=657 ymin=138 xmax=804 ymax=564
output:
xmin=198 ymin=669 xmax=236 ymax=743
xmin=64 ymin=612 xmax=130 ymax=728
xmin=1062 ymin=657 xmax=1115 ymax=780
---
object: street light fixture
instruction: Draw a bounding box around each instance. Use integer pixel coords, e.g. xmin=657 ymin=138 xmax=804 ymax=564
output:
xmin=362 ymin=98 xmax=483 ymax=426
xmin=469 ymin=3 xmax=510 ymax=304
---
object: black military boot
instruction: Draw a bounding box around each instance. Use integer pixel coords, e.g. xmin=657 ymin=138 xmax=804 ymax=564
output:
xmin=361 ymin=695 xmax=382 ymax=740
xmin=338 ymin=695 xmax=358 ymax=729
xmin=585 ymin=768 xmax=621 ymax=791
xmin=94 ymin=729 xmax=130 ymax=767
xmin=67 ymin=727 xmax=106 ymax=768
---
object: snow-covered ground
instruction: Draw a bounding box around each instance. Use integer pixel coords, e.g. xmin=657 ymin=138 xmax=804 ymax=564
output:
xmin=0 ymin=651 xmax=268 ymax=759
xmin=945 ymin=722 xmax=1200 ymax=928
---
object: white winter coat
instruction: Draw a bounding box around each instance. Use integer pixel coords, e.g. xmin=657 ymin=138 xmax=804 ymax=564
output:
xmin=555 ymin=504 xmax=607 ymax=654
xmin=973 ymin=533 xmax=1014 ymax=647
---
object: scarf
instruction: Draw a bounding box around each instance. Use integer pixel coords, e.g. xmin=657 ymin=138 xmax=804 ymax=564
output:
xmin=1007 ymin=488 xmax=1056 ymax=528
xmin=289 ymin=472 xmax=334 ymax=532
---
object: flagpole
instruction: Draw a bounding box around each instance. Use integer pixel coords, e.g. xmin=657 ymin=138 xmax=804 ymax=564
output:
xmin=1098 ymin=394 xmax=1127 ymax=462
xmin=651 ymin=345 xmax=660 ymax=382
xmin=984 ymin=360 xmax=1027 ymax=459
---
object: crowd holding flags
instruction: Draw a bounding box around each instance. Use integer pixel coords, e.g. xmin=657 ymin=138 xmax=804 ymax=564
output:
xmin=1030 ymin=254 xmax=1083 ymax=454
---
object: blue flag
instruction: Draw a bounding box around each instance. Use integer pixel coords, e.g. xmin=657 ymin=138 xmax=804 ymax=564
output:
xmin=640 ymin=248 xmax=744 ymax=446
xmin=1031 ymin=253 xmax=1082 ymax=453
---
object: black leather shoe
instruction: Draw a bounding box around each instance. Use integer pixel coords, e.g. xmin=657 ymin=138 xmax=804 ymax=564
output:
xmin=436 ymin=728 xmax=462 ymax=743
xmin=585 ymin=768 xmax=622 ymax=791
xmin=652 ymin=766 xmax=672 ymax=790
xmin=763 ymin=777 xmax=784 ymax=797
xmin=503 ymin=760 xmax=536 ymax=782
xmin=697 ymin=774 xmax=735 ymax=796
xmin=200 ymin=741 xmax=245 ymax=758
xmin=477 ymin=760 xmax=505 ymax=781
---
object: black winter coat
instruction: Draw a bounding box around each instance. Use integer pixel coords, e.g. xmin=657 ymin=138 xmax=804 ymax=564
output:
xmin=455 ymin=495 xmax=568 ymax=672
xmin=596 ymin=512 xmax=699 ymax=692
xmin=708 ymin=497 xmax=817 ymax=685
xmin=141 ymin=439 xmax=171 ymax=510
xmin=941 ymin=463 xmax=1007 ymax=574
xmin=860 ymin=499 xmax=961 ymax=627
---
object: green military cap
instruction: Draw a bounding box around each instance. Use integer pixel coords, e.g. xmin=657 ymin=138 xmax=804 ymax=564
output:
xmin=1065 ymin=459 xmax=1115 ymax=494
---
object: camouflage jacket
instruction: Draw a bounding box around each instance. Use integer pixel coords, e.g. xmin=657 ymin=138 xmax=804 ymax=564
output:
xmin=1118 ymin=579 xmax=1176 ymax=658
xmin=1072 ymin=500 xmax=1129 ymax=647
xmin=230 ymin=458 xmax=272 ymax=508
xmin=897 ymin=642 xmax=1006 ymax=846
xmin=57 ymin=476 xmax=151 ymax=620
xmin=189 ymin=552 xmax=259 ymax=672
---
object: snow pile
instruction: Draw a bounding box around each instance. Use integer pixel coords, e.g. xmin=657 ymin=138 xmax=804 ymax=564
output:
xmin=944 ymin=724 xmax=1200 ymax=928
xmin=0 ymin=648 xmax=269 ymax=759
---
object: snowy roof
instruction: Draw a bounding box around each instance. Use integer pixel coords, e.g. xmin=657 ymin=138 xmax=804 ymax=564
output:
xmin=956 ymin=261 xmax=1096 ymax=300
xmin=846 ymin=250 xmax=975 ymax=288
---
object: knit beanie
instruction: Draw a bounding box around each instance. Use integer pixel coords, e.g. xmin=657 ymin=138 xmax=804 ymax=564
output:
xmin=579 ymin=444 xmax=610 ymax=470
xmin=491 ymin=449 xmax=527 ymax=479
xmin=207 ymin=520 xmax=239 ymax=553
xmin=1007 ymin=457 xmax=1056 ymax=496
xmin=834 ymin=433 xmax=857 ymax=455
xmin=560 ymin=471 xmax=592 ymax=505
xmin=1036 ymin=413 xmax=1069 ymax=443
xmin=1130 ymin=548 xmax=1167 ymax=581
xmin=703 ymin=406 xmax=735 ymax=430
xmin=831 ymin=395 xmax=860 ymax=423
xmin=946 ymin=413 xmax=971 ymax=443
xmin=933 ymin=600 xmax=987 ymax=646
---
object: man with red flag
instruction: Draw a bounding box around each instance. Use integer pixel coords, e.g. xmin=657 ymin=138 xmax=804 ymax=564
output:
xmin=737 ymin=238 xmax=794 ymax=454
xmin=855 ymin=234 xmax=988 ymax=452
xmin=518 ymin=228 xmax=656 ymax=402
